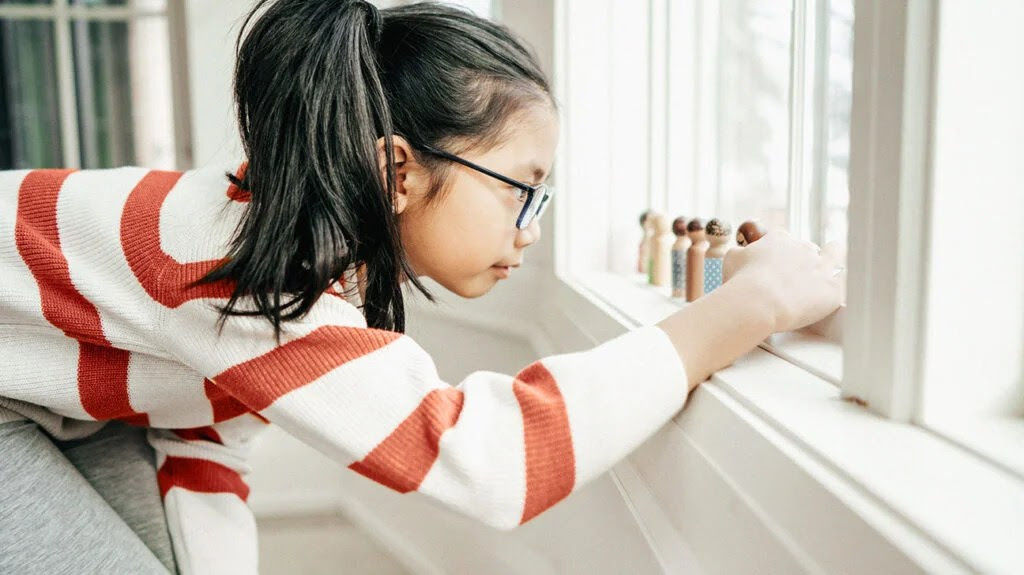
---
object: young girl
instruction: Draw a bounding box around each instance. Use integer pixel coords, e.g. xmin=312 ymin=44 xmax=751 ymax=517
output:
xmin=0 ymin=0 xmax=842 ymax=573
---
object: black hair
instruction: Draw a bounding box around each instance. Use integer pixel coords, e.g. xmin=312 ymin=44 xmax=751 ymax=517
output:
xmin=196 ymin=0 xmax=553 ymax=336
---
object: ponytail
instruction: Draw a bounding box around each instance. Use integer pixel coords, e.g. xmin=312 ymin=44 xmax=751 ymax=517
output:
xmin=200 ymin=0 xmax=429 ymax=336
xmin=201 ymin=0 xmax=553 ymax=337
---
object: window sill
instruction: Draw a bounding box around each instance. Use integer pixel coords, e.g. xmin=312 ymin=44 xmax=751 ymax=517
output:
xmin=567 ymin=270 xmax=845 ymax=383
xmin=545 ymin=270 xmax=1024 ymax=574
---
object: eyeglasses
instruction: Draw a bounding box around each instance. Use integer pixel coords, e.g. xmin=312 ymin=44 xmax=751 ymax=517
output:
xmin=414 ymin=142 xmax=553 ymax=230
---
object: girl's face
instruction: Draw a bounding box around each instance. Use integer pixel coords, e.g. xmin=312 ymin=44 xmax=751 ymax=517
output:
xmin=392 ymin=105 xmax=559 ymax=298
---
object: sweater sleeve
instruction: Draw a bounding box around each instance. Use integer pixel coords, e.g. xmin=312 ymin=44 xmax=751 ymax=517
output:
xmin=147 ymin=417 xmax=264 ymax=575
xmin=157 ymin=294 xmax=689 ymax=531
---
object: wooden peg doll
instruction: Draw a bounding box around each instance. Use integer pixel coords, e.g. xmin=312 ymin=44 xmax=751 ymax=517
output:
xmin=685 ymin=218 xmax=707 ymax=302
xmin=671 ymin=217 xmax=690 ymax=298
xmin=648 ymin=213 xmax=673 ymax=287
xmin=735 ymin=220 xmax=766 ymax=247
xmin=638 ymin=210 xmax=653 ymax=276
xmin=703 ymin=219 xmax=732 ymax=294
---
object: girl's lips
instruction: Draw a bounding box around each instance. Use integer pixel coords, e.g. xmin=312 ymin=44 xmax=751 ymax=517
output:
xmin=492 ymin=265 xmax=511 ymax=279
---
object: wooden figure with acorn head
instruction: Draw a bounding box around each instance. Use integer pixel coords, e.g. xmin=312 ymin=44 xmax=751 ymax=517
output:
xmin=704 ymin=219 xmax=731 ymax=294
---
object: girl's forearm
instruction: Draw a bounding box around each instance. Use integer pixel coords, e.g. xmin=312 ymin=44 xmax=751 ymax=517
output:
xmin=656 ymin=276 xmax=775 ymax=393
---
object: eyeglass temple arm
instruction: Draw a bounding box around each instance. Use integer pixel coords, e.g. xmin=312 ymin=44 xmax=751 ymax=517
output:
xmin=415 ymin=143 xmax=537 ymax=192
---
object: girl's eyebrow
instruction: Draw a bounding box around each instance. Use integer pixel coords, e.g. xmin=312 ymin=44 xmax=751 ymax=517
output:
xmin=512 ymin=163 xmax=547 ymax=183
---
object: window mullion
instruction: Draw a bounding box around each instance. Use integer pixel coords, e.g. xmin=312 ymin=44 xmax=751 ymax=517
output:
xmin=842 ymin=0 xmax=937 ymax=421
xmin=647 ymin=0 xmax=667 ymax=214
xmin=166 ymin=0 xmax=192 ymax=169
xmin=809 ymin=0 xmax=830 ymax=246
xmin=53 ymin=0 xmax=81 ymax=169
xmin=695 ymin=0 xmax=718 ymax=217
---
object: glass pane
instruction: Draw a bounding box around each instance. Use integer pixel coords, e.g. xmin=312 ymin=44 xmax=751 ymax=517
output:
xmin=716 ymin=1 xmax=793 ymax=230
xmin=0 ymin=19 xmax=64 ymax=169
xmin=822 ymin=0 xmax=853 ymax=245
xmin=70 ymin=0 xmax=129 ymax=5
xmin=71 ymin=20 xmax=135 ymax=168
xmin=70 ymin=16 xmax=175 ymax=169
xmin=0 ymin=1 xmax=52 ymax=5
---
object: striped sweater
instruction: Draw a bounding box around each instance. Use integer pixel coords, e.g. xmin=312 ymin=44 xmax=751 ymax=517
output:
xmin=0 ymin=163 xmax=689 ymax=574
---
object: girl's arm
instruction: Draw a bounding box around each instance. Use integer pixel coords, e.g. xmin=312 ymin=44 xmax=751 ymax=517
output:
xmin=157 ymin=294 xmax=690 ymax=532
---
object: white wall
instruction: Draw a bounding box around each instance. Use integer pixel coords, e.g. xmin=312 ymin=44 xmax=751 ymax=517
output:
xmin=182 ymin=0 xmax=249 ymax=169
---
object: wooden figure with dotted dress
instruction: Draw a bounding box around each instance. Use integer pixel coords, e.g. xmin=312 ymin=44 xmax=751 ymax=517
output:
xmin=703 ymin=219 xmax=732 ymax=294
xmin=671 ymin=217 xmax=690 ymax=299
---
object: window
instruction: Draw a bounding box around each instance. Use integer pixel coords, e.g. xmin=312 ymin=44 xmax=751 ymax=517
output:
xmin=0 ymin=0 xmax=186 ymax=170
xmin=559 ymin=0 xmax=852 ymax=282
xmin=548 ymin=1 xmax=1023 ymax=569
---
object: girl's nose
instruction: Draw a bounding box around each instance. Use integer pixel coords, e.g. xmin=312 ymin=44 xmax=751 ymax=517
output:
xmin=514 ymin=218 xmax=542 ymax=248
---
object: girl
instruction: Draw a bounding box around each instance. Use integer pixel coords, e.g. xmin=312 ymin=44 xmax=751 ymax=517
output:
xmin=0 ymin=0 xmax=843 ymax=573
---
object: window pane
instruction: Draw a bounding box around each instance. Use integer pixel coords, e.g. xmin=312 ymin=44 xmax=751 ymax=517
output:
xmin=0 ymin=1 xmax=52 ymax=5
xmin=0 ymin=19 xmax=63 ymax=169
xmin=822 ymin=0 xmax=853 ymax=245
xmin=716 ymin=0 xmax=793 ymax=229
xmin=71 ymin=19 xmax=135 ymax=168
xmin=70 ymin=0 xmax=128 ymax=5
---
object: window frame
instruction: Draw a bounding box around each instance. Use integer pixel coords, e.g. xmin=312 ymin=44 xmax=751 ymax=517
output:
xmin=523 ymin=0 xmax=1024 ymax=571
xmin=0 ymin=0 xmax=192 ymax=169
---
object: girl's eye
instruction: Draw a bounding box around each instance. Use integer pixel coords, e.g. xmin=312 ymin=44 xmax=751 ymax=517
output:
xmin=510 ymin=187 xmax=529 ymax=202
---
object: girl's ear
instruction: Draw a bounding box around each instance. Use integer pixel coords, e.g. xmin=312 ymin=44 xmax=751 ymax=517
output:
xmin=377 ymin=135 xmax=426 ymax=215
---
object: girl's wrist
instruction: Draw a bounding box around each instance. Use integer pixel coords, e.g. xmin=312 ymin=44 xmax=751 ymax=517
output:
xmin=720 ymin=273 xmax=780 ymax=338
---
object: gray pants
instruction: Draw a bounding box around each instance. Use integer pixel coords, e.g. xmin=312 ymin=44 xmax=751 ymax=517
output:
xmin=0 ymin=420 xmax=178 ymax=574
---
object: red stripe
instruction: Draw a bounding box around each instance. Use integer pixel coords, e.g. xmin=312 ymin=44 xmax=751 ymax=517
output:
xmin=77 ymin=343 xmax=149 ymax=425
xmin=15 ymin=170 xmax=147 ymax=424
xmin=225 ymin=162 xmax=250 ymax=202
xmin=158 ymin=456 xmax=249 ymax=501
xmin=172 ymin=426 xmax=224 ymax=444
xmin=212 ymin=325 xmax=401 ymax=412
xmin=513 ymin=362 xmax=575 ymax=524
xmin=348 ymin=387 xmax=464 ymax=493
xmin=203 ymin=379 xmax=253 ymax=423
xmin=120 ymin=170 xmax=235 ymax=308
xmin=14 ymin=169 xmax=107 ymax=345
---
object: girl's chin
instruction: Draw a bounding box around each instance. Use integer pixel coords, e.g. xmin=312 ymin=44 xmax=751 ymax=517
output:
xmin=440 ymin=274 xmax=497 ymax=299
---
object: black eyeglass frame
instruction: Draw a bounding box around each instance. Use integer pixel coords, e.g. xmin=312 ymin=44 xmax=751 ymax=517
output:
xmin=413 ymin=142 xmax=552 ymax=230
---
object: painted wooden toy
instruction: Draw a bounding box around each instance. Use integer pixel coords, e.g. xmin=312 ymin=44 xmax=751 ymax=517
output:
xmin=638 ymin=210 xmax=653 ymax=276
xmin=685 ymin=218 xmax=708 ymax=302
xmin=649 ymin=212 xmax=673 ymax=287
xmin=671 ymin=217 xmax=690 ymax=298
xmin=735 ymin=220 xmax=766 ymax=246
xmin=703 ymin=219 xmax=732 ymax=294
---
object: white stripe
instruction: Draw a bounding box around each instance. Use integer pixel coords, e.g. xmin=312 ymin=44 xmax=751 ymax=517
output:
xmin=164 ymin=490 xmax=258 ymax=575
xmin=417 ymin=368 xmax=528 ymax=530
xmin=159 ymin=164 xmax=246 ymax=262
xmin=0 ymin=170 xmax=46 ymax=329
xmin=0 ymin=326 xmax=92 ymax=420
xmin=128 ymin=352 xmax=213 ymax=428
xmin=163 ymin=292 xmax=367 ymax=381
xmin=261 ymin=335 xmax=444 ymax=465
xmin=543 ymin=325 xmax=689 ymax=487
xmin=148 ymin=426 xmax=259 ymax=473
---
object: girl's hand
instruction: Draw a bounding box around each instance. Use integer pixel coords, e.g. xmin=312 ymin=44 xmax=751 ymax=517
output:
xmin=722 ymin=230 xmax=844 ymax=334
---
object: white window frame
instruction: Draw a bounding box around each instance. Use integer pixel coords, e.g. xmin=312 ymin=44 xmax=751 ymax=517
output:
xmin=492 ymin=0 xmax=1024 ymax=572
xmin=0 ymin=0 xmax=192 ymax=169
